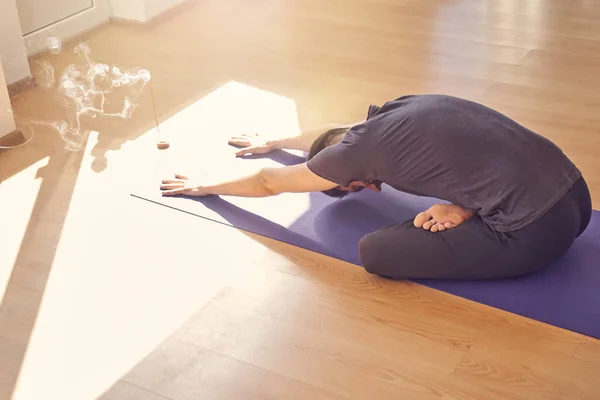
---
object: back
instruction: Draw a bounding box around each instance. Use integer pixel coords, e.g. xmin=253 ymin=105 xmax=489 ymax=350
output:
xmin=308 ymin=95 xmax=582 ymax=232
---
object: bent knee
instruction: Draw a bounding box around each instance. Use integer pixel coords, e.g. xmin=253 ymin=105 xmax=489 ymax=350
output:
xmin=358 ymin=233 xmax=377 ymax=271
xmin=358 ymin=231 xmax=400 ymax=278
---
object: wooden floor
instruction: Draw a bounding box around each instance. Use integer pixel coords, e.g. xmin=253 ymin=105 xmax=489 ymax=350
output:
xmin=2 ymin=0 xmax=600 ymax=399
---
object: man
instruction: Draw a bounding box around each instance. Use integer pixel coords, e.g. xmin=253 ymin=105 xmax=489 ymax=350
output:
xmin=160 ymin=95 xmax=592 ymax=280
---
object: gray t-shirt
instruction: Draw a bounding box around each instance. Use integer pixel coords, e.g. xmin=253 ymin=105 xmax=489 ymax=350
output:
xmin=307 ymin=94 xmax=582 ymax=232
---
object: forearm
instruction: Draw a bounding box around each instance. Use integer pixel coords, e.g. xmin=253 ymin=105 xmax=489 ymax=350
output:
xmin=203 ymin=170 xmax=275 ymax=197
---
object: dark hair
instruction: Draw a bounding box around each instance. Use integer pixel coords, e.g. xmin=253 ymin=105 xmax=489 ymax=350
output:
xmin=306 ymin=127 xmax=350 ymax=198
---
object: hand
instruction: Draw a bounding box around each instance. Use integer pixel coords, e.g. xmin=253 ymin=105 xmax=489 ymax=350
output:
xmin=413 ymin=204 xmax=475 ymax=232
xmin=228 ymin=132 xmax=276 ymax=157
xmin=160 ymin=174 xmax=210 ymax=197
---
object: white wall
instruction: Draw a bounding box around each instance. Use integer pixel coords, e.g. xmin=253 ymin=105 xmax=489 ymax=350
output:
xmin=0 ymin=0 xmax=31 ymax=85
xmin=1 ymin=0 xmax=185 ymax=84
xmin=109 ymin=0 xmax=187 ymax=22
xmin=20 ymin=0 xmax=111 ymax=56
xmin=108 ymin=0 xmax=148 ymax=22
xmin=17 ymin=0 xmax=94 ymax=35
xmin=0 ymin=62 xmax=18 ymax=138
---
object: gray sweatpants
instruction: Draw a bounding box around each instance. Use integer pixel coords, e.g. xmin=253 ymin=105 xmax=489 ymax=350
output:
xmin=358 ymin=177 xmax=592 ymax=280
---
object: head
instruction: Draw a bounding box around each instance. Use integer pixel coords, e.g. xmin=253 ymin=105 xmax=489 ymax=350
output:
xmin=307 ymin=127 xmax=382 ymax=198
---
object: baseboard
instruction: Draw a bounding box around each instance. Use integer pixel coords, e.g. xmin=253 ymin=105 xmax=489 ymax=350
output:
xmin=110 ymin=16 xmax=148 ymax=27
xmin=7 ymin=76 xmax=37 ymax=98
xmin=0 ymin=129 xmax=26 ymax=150
xmin=27 ymin=22 xmax=110 ymax=62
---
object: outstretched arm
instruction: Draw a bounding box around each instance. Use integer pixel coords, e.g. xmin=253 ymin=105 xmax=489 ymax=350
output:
xmin=161 ymin=163 xmax=338 ymax=197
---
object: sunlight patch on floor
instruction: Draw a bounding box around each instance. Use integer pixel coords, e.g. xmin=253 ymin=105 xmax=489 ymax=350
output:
xmin=11 ymin=81 xmax=305 ymax=400
xmin=135 ymin=80 xmax=313 ymax=228
xmin=0 ymin=158 xmax=47 ymax=301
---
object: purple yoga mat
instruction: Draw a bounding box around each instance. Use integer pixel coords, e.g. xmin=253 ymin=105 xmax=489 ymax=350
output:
xmin=132 ymin=149 xmax=600 ymax=338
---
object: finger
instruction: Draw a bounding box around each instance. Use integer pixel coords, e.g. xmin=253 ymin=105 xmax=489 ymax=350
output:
xmin=233 ymin=133 xmax=254 ymax=139
xmin=230 ymin=132 xmax=256 ymax=141
xmin=162 ymin=187 xmax=208 ymax=197
xmin=413 ymin=211 xmax=432 ymax=228
xmin=161 ymin=187 xmax=191 ymax=196
xmin=228 ymin=138 xmax=251 ymax=146
xmin=235 ymin=146 xmax=256 ymax=156
xmin=160 ymin=183 xmax=185 ymax=190
xmin=228 ymin=141 xmax=250 ymax=148
xmin=174 ymin=174 xmax=189 ymax=180
xmin=161 ymin=179 xmax=184 ymax=184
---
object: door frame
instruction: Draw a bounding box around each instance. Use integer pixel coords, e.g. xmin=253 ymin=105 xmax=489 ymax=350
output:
xmin=22 ymin=0 xmax=110 ymax=56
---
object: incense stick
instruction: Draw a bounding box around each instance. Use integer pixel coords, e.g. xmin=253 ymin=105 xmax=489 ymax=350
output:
xmin=149 ymin=80 xmax=160 ymax=133
xmin=150 ymin=79 xmax=169 ymax=149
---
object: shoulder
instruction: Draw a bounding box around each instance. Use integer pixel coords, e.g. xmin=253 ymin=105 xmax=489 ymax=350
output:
xmin=306 ymin=123 xmax=373 ymax=169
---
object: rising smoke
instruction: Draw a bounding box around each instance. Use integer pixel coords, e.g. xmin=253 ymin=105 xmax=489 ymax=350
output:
xmin=38 ymin=60 xmax=55 ymax=89
xmin=52 ymin=42 xmax=150 ymax=149
xmin=5 ymin=37 xmax=152 ymax=151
